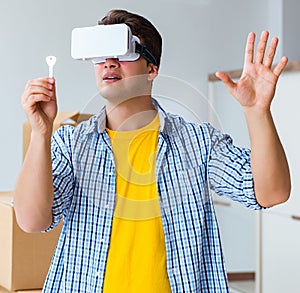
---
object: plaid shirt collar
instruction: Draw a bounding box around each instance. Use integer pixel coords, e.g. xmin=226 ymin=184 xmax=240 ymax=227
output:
xmin=82 ymin=98 xmax=170 ymax=135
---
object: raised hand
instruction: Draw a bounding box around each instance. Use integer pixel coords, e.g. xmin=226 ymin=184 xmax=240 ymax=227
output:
xmin=216 ymin=31 xmax=288 ymax=112
xmin=21 ymin=77 xmax=57 ymax=137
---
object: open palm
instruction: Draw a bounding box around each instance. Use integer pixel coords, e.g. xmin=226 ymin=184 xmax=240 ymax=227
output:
xmin=216 ymin=31 xmax=288 ymax=111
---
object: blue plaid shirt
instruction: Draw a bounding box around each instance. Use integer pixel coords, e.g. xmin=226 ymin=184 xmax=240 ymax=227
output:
xmin=43 ymin=99 xmax=262 ymax=292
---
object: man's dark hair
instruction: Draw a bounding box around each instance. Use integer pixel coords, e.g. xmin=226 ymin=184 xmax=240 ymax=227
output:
xmin=98 ymin=9 xmax=162 ymax=67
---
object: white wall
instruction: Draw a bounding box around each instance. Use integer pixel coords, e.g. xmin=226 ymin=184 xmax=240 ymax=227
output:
xmin=0 ymin=0 xmax=278 ymax=190
xmin=282 ymin=0 xmax=300 ymax=61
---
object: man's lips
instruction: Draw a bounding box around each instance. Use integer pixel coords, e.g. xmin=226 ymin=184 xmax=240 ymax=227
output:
xmin=102 ymin=72 xmax=122 ymax=82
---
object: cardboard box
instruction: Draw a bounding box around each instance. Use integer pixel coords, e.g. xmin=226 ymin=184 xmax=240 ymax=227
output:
xmin=23 ymin=111 xmax=93 ymax=159
xmin=0 ymin=192 xmax=62 ymax=291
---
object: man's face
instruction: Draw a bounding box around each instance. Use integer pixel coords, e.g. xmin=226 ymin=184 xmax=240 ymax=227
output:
xmin=94 ymin=57 xmax=158 ymax=104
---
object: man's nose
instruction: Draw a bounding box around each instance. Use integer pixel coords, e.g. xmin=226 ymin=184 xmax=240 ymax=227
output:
xmin=104 ymin=58 xmax=120 ymax=68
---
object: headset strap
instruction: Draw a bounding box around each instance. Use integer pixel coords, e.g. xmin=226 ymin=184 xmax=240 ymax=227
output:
xmin=135 ymin=42 xmax=158 ymax=66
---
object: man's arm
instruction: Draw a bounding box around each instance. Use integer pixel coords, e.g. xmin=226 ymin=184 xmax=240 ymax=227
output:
xmin=14 ymin=77 xmax=57 ymax=232
xmin=216 ymin=31 xmax=291 ymax=207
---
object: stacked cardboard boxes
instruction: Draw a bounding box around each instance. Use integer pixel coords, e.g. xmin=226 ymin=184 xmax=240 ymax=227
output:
xmin=0 ymin=112 xmax=92 ymax=291
xmin=0 ymin=192 xmax=62 ymax=291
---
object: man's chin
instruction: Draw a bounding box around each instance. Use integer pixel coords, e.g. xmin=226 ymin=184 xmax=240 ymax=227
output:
xmin=99 ymin=85 xmax=150 ymax=105
xmin=99 ymin=86 xmax=132 ymax=104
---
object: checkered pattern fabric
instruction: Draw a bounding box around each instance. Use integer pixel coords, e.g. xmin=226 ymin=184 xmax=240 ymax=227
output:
xmin=43 ymin=100 xmax=261 ymax=292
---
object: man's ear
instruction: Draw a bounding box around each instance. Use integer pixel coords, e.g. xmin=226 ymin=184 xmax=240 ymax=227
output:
xmin=148 ymin=64 xmax=159 ymax=81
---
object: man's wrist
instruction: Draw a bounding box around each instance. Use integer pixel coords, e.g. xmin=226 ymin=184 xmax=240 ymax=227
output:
xmin=243 ymin=105 xmax=272 ymax=119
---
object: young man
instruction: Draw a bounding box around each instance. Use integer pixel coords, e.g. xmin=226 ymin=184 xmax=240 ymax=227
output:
xmin=14 ymin=9 xmax=290 ymax=293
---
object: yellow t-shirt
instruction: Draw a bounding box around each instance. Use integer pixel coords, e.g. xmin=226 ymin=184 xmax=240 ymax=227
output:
xmin=103 ymin=114 xmax=171 ymax=292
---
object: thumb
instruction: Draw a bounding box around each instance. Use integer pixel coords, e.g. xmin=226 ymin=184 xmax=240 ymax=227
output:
xmin=215 ymin=71 xmax=236 ymax=95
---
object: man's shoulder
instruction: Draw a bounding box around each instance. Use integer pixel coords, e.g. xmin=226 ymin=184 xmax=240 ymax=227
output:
xmin=52 ymin=114 xmax=100 ymax=145
xmin=163 ymin=112 xmax=212 ymax=137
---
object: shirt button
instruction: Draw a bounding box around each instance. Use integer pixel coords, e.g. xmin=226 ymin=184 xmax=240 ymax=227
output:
xmin=100 ymin=239 xmax=105 ymax=243
xmin=96 ymin=271 xmax=101 ymax=278
xmin=105 ymin=204 xmax=110 ymax=209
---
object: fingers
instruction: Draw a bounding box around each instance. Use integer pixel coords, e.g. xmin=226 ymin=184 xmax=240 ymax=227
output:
xmin=273 ymin=56 xmax=288 ymax=77
xmin=244 ymin=32 xmax=255 ymax=65
xmin=22 ymin=77 xmax=55 ymax=108
xmin=245 ymin=31 xmax=279 ymax=67
xmin=263 ymin=35 xmax=278 ymax=68
xmin=244 ymin=30 xmax=287 ymax=75
xmin=255 ymin=31 xmax=269 ymax=64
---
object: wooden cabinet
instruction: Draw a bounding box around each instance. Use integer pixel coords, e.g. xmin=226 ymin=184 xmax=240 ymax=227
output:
xmin=213 ymin=194 xmax=257 ymax=273
xmin=260 ymin=70 xmax=300 ymax=292
xmin=261 ymin=211 xmax=300 ymax=292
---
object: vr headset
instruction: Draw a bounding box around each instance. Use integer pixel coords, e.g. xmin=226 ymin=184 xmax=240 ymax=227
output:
xmin=71 ymin=23 xmax=158 ymax=66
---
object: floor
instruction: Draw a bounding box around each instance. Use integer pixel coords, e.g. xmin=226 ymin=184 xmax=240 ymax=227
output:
xmin=229 ymin=280 xmax=255 ymax=293
xmin=1 ymin=282 xmax=255 ymax=293
xmin=0 ymin=287 xmax=41 ymax=293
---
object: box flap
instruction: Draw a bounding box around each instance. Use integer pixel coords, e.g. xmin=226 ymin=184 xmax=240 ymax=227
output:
xmin=76 ymin=113 xmax=94 ymax=123
xmin=54 ymin=111 xmax=80 ymax=124
xmin=0 ymin=191 xmax=14 ymax=206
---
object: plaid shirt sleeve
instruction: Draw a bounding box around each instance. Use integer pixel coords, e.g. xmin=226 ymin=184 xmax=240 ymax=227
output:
xmin=45 ymin=125 xmax=75 ymax=231
xmin=207 ymin=124 xmax=262 ymax=210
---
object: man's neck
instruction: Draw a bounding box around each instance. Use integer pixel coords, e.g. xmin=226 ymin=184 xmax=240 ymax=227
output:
xmin=105 ymin=96 xmax=157 ymax=131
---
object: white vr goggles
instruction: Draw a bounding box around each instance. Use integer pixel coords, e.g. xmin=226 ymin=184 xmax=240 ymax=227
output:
xmin=71 ymin=23 xmax=158 ymax=66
